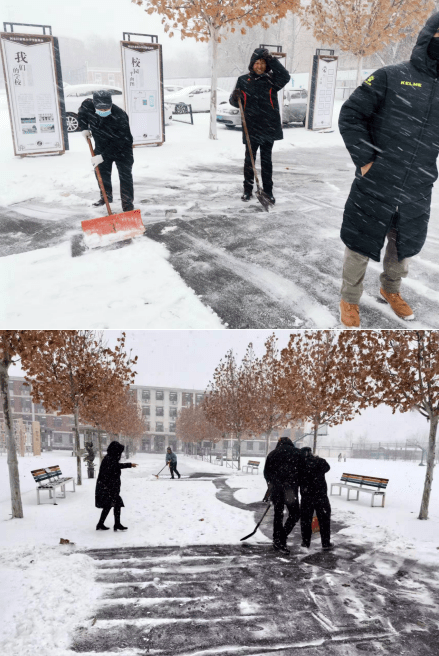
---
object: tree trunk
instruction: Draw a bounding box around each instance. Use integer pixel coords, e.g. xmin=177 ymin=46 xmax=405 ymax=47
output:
xmin=418 ymin=414 xmax=438 ymax=520
xmin=356 ymin=55 xmax=363 ymax=88
xmin=97 ymin=425 xmax=102 ymax=463
xmin=265 ymin=429 xmax=272 ymax=456
xmin=74 ymin=405 xmax=82 ymax=485
xmin=209 ymin=27 xmax=219 ymax=141
xmin=237 ymin=433 xmax=241 ymax=471
xmin=0 ymin=360 xmax=23 ymax=518
xmin=312 ymin=423 xmax=318 ymax=454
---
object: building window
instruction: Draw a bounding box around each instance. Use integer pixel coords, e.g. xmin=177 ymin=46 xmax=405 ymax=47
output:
xmin=53 ymin=433 xmax=63 ymax=444
xmin=156 ymin=422 xmax=164 ymax=432
xmin=21 ymin=385 xmax=31 ymax=395
xmin=95 ymin=72 xmax=102 ymax=83
xmin=195 ymin=394 xmax=204 ymax=405
xmin=169 ymin=423 xmax=176 ymax=433
xmin=142 ymin=390 xmax=150 ymax=401
xmin=183 ymin=393 xmax=192 ymax=406
xmin=156 ymin=406 xmax=164 ymax=417
xmin=259 ymin=442 xmax=265 ymax=452
xmin=54 ymin=417 xmax=63 ymax=427
xmin=169 ymin=407 xmax=177 ymax=418
xmin=142 ymin=406 xmax=150 ymax=416
xmin=145 ymin=422 xmax=150 ymax=432
xmin=246 ymin=441 xmax=254 ymax=451
xmin=108 ymin=73 xmax=115 ymax=85
xmin=156 ymin=390 xmax=164 ymax=401
xmin=223 ymin=440 xmax=229 ymax=448
xmin=169 ymin=392 xmax=178 ymax=403
xmin=69 ymin=435 xmax=74 ymax=444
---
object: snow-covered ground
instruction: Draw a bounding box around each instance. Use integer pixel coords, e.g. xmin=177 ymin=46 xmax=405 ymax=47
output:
xmin=4 ymin=93 xmax=437 ymax=327
xmin=0 ymin=451 xmax=438 ymax=655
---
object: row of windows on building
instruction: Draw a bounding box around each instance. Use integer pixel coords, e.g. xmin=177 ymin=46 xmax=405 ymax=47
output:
xmin=139 ymin=390 xmax=204 ymax=405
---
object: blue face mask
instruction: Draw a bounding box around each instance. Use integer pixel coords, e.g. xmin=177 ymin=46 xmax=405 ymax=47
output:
xmin=96 ymin=107 xmax=111 ymax=117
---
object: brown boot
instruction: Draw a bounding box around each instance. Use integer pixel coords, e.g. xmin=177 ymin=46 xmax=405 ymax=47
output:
xmin=340 ymin=299 xmax=360 ymax=328
xmin=380 ymin=288 xmax=414 ymax=320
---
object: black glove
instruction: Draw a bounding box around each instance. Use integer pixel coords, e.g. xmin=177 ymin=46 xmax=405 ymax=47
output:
xmin=260 ymin=48 xmax=272 ymax=61
xmin=232 ymin=89 xmax=244 ymax=102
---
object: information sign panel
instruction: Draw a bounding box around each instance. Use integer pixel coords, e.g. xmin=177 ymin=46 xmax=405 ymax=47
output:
xmin=307 ymin=54 xmax=338 ymax=130
xmin=121 ymin=41 xmax=164 ymax=147
xmin=0 ymin=32 xmax=65 ymax=155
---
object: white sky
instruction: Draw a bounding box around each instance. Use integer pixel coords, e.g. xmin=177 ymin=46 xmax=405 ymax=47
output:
xmin=9 ymin=330 xmax=429 ymax=444
xmin=3 ymin=0 xmax=204 ymax=56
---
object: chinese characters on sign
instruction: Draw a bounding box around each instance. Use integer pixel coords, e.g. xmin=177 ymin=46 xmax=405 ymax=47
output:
xmin=121 ymin=42 xmax=164 ymax=146
xmin=0 ymin=33 xmax=65 ymax=155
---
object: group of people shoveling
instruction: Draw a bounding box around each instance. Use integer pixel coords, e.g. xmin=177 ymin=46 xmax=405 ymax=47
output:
xmin=79 ymin=14 xmax=439 ymax=327
xmin=95 ymin=437 xmax=331 ymax=557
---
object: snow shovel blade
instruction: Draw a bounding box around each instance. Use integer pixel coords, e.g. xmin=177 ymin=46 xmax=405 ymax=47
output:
xmin=240 ymin=503 xmax=271 ymax=541
xmin=256 ymin=189 xmax=272 ymax=212
xmin=81 ymin=209 xmax=145 ymax=247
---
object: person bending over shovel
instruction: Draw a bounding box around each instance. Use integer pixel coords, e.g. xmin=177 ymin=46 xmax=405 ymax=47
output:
xmin=78 ymin=90 xmax=135 ymax=212
xmin=229 ymin=48 xmax=290 ymax=205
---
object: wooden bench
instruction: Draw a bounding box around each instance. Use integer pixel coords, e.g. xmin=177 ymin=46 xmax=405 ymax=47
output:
xmin=330 ymin=473 xmax=388 ymax=507
xmin=31 ymin=466 xmax=76 ymax=505
xmin=242 ymin=460 xmax=260 ymax=474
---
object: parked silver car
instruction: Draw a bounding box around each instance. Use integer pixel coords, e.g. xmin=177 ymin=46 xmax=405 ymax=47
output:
xmin=283 ymin=88 xmax=308 ymax=126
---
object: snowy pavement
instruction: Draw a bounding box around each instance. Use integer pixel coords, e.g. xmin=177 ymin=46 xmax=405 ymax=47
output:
xmin=2 ymin=97 xmax=438 ymax=328
xmin=1 ymin=452 xmax=438 ymax=655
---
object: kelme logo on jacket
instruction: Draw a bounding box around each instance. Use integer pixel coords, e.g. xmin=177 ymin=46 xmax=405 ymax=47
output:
xmin=401 ymin=81 xmax=422 ymax=87
xmin=364 ymin=75 xmax=375 ymax=86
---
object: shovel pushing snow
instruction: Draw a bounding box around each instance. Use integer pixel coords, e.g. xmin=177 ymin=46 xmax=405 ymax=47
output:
xmin=238 ymin=97 xmax=274 ymax=212
xmin=72 ymin=137 xmax=145 ymax=256
xmin=240 ymin=501 xmax=271 ymax=541
xmin=154 ymin=463 xmax=169 ymax=479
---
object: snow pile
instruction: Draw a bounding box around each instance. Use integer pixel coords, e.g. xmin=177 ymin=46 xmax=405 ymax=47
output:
xmin=0 ymin=545 xmax=100 ymax=656
xmin=0 ymin=238 xmax=223 ymax=329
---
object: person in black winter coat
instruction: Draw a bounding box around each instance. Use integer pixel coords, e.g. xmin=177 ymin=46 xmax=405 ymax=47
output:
xmin=299 ymin=447 xmax=333 ymax=551
xmin=78 ymin=90 xmax=135 ymax=211
xmin=95 ymin=441 xmax=137 ymax=531
xmin=263 ymin=437 xmax=302 ymax=554
xmin=166 ymin=447 xmax=181 ymax=479
xmin=229 ymin=48 xmax=290 ymax=203
xmin=338 ymin=13 xmax=439 ymax=328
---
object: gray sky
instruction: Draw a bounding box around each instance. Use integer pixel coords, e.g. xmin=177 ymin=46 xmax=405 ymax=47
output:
xmin=4 ymin=0 xmax=204 ymax=55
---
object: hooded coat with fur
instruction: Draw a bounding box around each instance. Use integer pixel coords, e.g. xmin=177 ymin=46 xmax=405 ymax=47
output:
xmin=338 ymin=13 xmax=439 ymax=261
xmin=95 ymin=441 xmax=133 ymax=508
xmin=229 ymin=48 xmax=290 ymax=144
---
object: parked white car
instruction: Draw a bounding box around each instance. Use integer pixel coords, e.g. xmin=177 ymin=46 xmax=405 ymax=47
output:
xmin=164 ymin=85 xmax=184 ymax=94
xmin=63 ymin=83 xmax=173 ymax=132
xmin=216 ymin=102 xmax=242 ymax=130
xmin=164 ymin=85 xmax=230 ymax=113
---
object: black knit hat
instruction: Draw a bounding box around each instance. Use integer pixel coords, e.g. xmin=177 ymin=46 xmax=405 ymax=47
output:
xmin=93 ymin=90 xmax=112 ymax=109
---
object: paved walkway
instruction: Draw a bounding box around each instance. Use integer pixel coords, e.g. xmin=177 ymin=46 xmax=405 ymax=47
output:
xmin=72 ymin=474 xmax=439 ymax=655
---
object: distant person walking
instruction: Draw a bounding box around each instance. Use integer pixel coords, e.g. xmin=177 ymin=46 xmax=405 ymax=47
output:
xmin=166 ymin=447 xmax=181 ymax=479
xmin=229 ymin=48 xmax=290 ymax=204
xmin=338 ymin=453 xmax=342 ymax=462
xmin=338 ymin=12 xmax=439 ymax=327
xmin=263 ymin=437 xmax=302 ymax=555
xmin=95 ymin=441 xmax=137 ymax=531
xmin=299 ymin=447 xmax=333 ymax=551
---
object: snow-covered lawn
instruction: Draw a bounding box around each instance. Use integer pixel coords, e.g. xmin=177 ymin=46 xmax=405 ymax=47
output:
xmin=1 ymin=450 xmax=438 ymax=656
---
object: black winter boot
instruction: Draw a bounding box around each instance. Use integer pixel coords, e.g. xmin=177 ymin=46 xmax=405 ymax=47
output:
xmin=241 ymin=192 xmax=253 ymax=202
xmin=273 ymin=541 xmax=290 ymax=555
xmin=114 ymin=524 xmax=128 ymax=531
xmin=93 ymin=197 xmax=112 ymax=207
xmin=96 ymin=523 xmax=110 ymax=530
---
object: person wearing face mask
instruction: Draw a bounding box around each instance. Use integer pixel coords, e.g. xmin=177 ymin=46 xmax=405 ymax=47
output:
xmin=78 ymin=90 xmax=134 ymax=211
xmin=229 ymin=48 xmax=290 ymax=204
xmin=338 ymin=13 xmax=439 ymax=328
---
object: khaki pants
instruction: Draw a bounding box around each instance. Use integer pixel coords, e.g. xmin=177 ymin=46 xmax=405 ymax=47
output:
xmin=341 ymin=228 xmax=410 ymax=304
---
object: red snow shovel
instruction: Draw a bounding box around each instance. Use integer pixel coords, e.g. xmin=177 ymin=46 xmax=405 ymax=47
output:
xmin=154 ymin=463 xmax=169 ymax=479
xmin=238 ymin=96 xmax=273 ymax=212
xmin=81 ymin=137 xmax=145 ymax=245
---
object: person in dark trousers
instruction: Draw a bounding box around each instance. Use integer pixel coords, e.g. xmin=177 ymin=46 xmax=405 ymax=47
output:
xmin=299 ymin=447 xmax=333 ymax=551
xmin=263 ymin=436 xmax=302 ymax=555
xmin=229 ymin=48 xmax=290 ymax=204
xmin=166 ymin=447 xmax=180 ymax=479
xmin=338 ymin=13 xmax=439 ymax=328
xmin=78 ymin=90 xmax=135 ymax=211
xmin=95 ymin=441 xmax=137 ymax=531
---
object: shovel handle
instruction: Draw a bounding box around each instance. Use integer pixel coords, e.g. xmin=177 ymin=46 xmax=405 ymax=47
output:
xmin=87 ymin=137 xmax=112 ymax=216
xmin=238 ymin=97 xmax=262 ymax=191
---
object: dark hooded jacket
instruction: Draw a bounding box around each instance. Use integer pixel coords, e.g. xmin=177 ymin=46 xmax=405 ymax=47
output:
xmin=78 ymin=98 xmax=133 ymax=158
xmin=166 ymin=450 xmax=177 ymax=465
xmin=229 ymin=48 xmax=290 ymax=144
xmin=264 ymin=438 xmax=302 ymax=489
xmin=338 ymin=12 xmax=439 ymax=261
xmin=299 ymin=450 xmax=330 ymax=499
xmin=95 ymin=441 xmax=133 ymax=508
